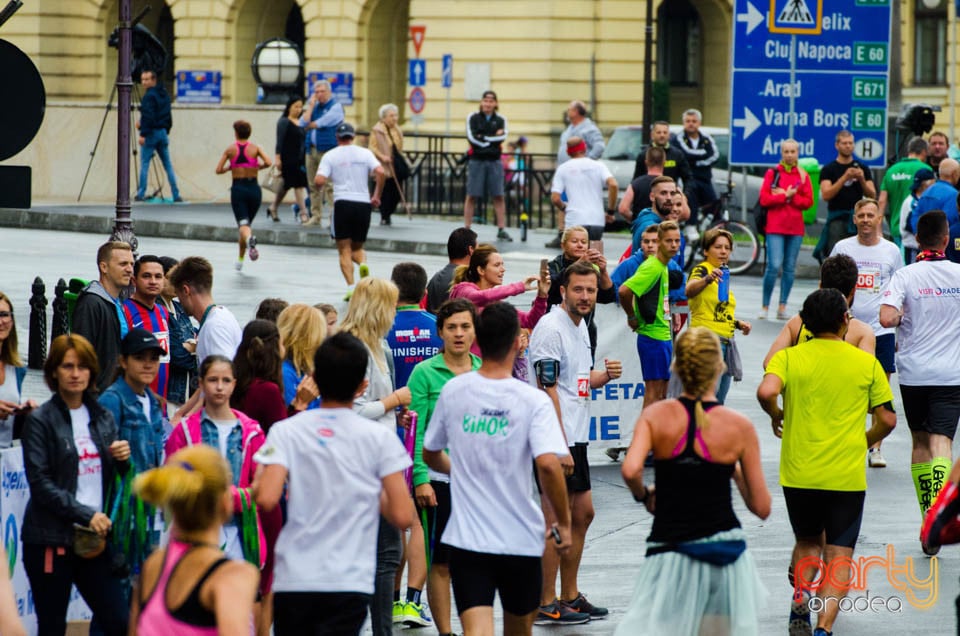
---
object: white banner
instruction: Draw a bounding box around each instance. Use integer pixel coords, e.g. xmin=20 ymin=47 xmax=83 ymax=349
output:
xmin=2 ymin=446 xmax=92 ymax=635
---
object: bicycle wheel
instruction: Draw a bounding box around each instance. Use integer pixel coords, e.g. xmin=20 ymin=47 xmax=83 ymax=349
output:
xmin=722 ymin=221 xmax=760 ymax=275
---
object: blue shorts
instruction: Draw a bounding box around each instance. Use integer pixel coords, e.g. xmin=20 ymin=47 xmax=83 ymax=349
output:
xmin=875 ymin=333 xmax=896 ymax=374
xmin=636 ymin=334 xmax=672 ymax=381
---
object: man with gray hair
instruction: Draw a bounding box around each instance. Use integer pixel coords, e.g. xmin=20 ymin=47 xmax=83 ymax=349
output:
xmin=671 ymin=108 xmax=719 ymax=228
xmin=302 ymin=79 xmax=345 ymax=225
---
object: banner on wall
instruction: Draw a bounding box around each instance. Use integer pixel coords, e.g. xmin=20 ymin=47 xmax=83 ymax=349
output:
xmin=2 ymin=447 xmax=92 ymax=635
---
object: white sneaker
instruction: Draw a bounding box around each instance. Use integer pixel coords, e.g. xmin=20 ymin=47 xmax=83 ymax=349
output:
xmin=758 ymin=308 xmax=769 ymax=320
xmin=868 ymin=448 xmax=887 ymax=468
xmin=234 ymin=260 xmax=243 ymax=272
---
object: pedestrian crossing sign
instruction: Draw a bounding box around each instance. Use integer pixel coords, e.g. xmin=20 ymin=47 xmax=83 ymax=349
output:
xmin=769 ymin=0 xmax=823 ymax=35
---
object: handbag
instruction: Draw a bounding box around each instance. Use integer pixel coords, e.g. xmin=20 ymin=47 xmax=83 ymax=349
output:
xmin=751 ymin=169 xmax=780 ymax=238
xmin=261 ymin=164 xmax=284 ymax=195
xmin=73 ymin=523 xmax=106 ymax=559
xmin=389 ymin=133 xmax=410 ymax=181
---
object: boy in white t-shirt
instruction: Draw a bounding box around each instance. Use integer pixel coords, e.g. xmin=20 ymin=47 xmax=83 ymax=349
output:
xmin=316 ymin=122 xmax=385 ymax=299
xmin=423 ymin=302 xmax=572 ymax=636
xmin=255 ymin=332 xmax=413 ymax=635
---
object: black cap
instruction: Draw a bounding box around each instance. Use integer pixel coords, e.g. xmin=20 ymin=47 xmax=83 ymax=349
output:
xmin=335 ymin=122 xmax=355 ymax=139
xmin=121 ymin=328 xmax=165 ymax=356
xmin=911 ymin=167 xmax=936 ymax=193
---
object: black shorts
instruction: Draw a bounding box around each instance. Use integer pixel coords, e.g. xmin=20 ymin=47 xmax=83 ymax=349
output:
xmin=900 ymin=384 xmax=960 ymax=439
xmin=782 ymin=487 xmax=865 ymax=549
xmin=331 ymin=200 xmax=372 ymax=243
xmin=273 ymin=591 xmax=370 ymax=635
xmin=230 ymin=178 xmax=262 ymax=226
xmin=874 ymin=333 xmax=896 ymax=374
xmin=534 ymin=442 xmax=591 ymax=494
xmin=449 ymin=547 xmax=541 ymax=616
xmin=416 ymin=480 xmax=453 ymax=566
xmin=582 ymin=225 xmax=604 ymax=241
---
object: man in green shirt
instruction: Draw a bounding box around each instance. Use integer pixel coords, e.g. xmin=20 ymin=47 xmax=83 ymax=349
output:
xmin=618 ymin=220 xmax=681 ymax=407
xmin=878 ymin=137 xmax=927 ymax=246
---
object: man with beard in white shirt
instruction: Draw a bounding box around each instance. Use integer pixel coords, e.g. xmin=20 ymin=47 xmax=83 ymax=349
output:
xmin=830 ymin=198 xmax=902 ymax=468
xmin=423 ymin=302 xmax=572 ymax=636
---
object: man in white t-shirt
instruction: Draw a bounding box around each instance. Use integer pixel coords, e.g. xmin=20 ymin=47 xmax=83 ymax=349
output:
xmin=316 ymin=122 xmax=385 ymax=299
xmin=528 ymin=261 xmax=621 ymax=625
xmin=255 ymin=332 xmax=413 ymax=635
xmin=169 ymin=256 xmax=241 ymax=421
xmin=830 ymin=198 xmax=903 ymax=468
xmin=423 ymin=302 xmax=573 ymax=636
xmin=550 ymin=136 xmax=618 ymax=249
xmin=880 ymin=209 xmax=960 ymax=554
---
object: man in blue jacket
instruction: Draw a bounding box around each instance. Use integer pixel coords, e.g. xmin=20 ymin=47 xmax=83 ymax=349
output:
xmin=136 ymin=70 xmax=182 ymax=202
xmin=302 ymin=79 xmax=345 ymax=225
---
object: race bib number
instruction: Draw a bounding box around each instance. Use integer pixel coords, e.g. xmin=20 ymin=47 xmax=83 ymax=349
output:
xmin=577 ymin=373 xmax=590 ymax=404
xmin=155 ymin=331 xmax=171 ymax=364
xmin=856 ymin=269 xmax=880 ymax=294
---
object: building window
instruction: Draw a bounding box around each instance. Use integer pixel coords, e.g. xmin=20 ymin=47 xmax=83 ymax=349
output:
xmin=657 ymin=0 xmax=701 ymax=87
xmin=914 ymin=0 xmax=946 ymax=85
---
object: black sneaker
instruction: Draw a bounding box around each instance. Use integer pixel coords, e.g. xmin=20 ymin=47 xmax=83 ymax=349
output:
xmin=789 ymin=590 xmax=812 ymax=636
xmin=545 ymin=234 xmax=562 ymax=248
xmin=496 ymin=228 xmax=513 ymax=242
xmin=173 ymin=196 xmax=185 ymax=203
xmin=561 ymin=592 xmax=608 ymax=619
xmin=534 ymin=601 xmax=589 ymax=626
xmin=248 ymin=236 xmax=259 ymax=261
xmin=133 ymin=195 xmax=145 ymax=202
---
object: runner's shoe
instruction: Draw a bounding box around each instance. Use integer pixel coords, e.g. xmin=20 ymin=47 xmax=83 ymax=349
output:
xmin=922 ymin=481 xmax=960 ymax=549
xmin=234 ymin=260 xmax=243 ymax=272
xmin=868 ymin=447 xmax=886 ymax=468
xmin=604 ymin=447 xmax=621 ymax=462
xmin=812 ymin=629 xmax=832 ymax=636
xmin=534 ymin=600 xmax=590 ymax=626
xmin=392 ymin=600 xmax=405 ymax=624
xmin=248 ymin=236 xmax=259 ymax=261
xmin=497 ymin=228 xmax=514 ymax=242
xmin=401 ymin=601 xmax=433 ymax=627
xmin=789 ymin=590 xmax=812 ymax=636
xmin=359 ymin=263 xmax=370 ymax=279
xmin=561 ymin=592 xmax=608 ymax=619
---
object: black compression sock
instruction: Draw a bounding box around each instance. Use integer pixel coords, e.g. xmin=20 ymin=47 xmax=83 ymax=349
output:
xmin=406 ymin=587 xmax=422 ymax=605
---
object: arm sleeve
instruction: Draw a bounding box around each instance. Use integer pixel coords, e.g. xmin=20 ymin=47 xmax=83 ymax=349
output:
xmin=792 ymin=172 xmax=814 ymax=210
xmin=318 ymin=152 xmax=333 ymax=178
xmin=353 ymin=358 xmax=388 ymax=421
xmin=70 ymin=296 xmax=99 ymax=346
xmin=518 ymin=295 xmax=548 ymax=330
xmin=97 ymin=392 xmax=122 ymax=431
xmin=22 ymin=414 xmax=97 ymax=525
xmin=253 ymin=426 xmax=289 ymax=468
xmin=868 ymin=359 xmax=895 ymax=409
xmin=485 ymin=115 xmax=508 ymax=144
xmin=765 ymin=349 xmax=788 ymax=386
xmin=407 ymin=366 xmax=432 ymax=487
xmin=699 ymin=133 xmax=720 ymax=167
xmin=139 ymin=93 xmax=157 ymax=135
xmin=449 ymin=281 xmax=527 ymax=308
xmin=164 ymin=420 xmax=187 ymax=459
xmin=623 ymin=262 xmax=659 ymax=298
xmin=880 ymin=269 xmax=906 ymax=311
xmin=465 ymin=113 xmax=488 ymax=147
xmin=586 ymin=124 xmax=605 ymax=159
xmin=315 ymin=102 xmax=345 ymax=128
xmin=528 ymin=322 xmax=562 ymax=366
xmin=551 ymin=164 xmax=565 ymax=194
xmin=758 ymin=169 xmax=785 ymax=207
xmin=423 ymin=392 xmax=449 ymax=452
xmin=528 ymin=394 xmax=569 ymax=458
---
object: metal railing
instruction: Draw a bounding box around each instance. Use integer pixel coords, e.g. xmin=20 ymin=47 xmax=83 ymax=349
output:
xmin=397 ymin=133 xmax=560 ymax=229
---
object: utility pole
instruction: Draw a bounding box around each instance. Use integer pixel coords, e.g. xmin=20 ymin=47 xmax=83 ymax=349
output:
xmin=641 ymin=0 xmax=654 ymax=144
xmin=111 ymin=0 xmax=138 ymax=251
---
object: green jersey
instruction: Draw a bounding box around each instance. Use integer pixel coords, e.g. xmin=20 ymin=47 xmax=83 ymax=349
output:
xmin=881 ymin=157 xmax=926 ymax=241
xmin=623 ymin=255 xmax=671 ymax=341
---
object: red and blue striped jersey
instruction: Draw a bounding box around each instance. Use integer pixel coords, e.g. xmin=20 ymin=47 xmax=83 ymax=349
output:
xmin=122 ymin=299 xmax=171 ymax=399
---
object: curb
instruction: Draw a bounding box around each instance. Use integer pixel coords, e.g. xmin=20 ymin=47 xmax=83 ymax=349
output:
xmin=0 ymin=207 xmax=451 ymax=257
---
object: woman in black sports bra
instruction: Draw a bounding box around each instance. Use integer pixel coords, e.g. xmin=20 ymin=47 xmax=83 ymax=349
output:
xmin=616 ymin=327 xmax=771 ymax=636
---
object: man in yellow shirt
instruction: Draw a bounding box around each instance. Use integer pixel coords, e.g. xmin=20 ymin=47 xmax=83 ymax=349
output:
xmin=758 ymin=288 xmax=896 ymax=636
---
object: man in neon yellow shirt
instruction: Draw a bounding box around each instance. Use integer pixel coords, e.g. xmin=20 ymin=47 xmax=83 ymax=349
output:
xmin=618 ymin=220 xmax=681 ymax=408
xmin=758 ymin=288 xmax=896 ymax=636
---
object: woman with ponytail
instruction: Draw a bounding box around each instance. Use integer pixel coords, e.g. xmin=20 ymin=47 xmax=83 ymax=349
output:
xmin=616 ymin=327 xmax=771 ymax=636
xmin=130 ymin=445 xmax=259 ymax=634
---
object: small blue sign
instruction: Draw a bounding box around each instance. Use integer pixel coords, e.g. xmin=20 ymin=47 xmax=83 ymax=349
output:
xmin=175 ymin=71 xmax=221 ymax=104
xmin=441 ymin=54 xmax=453 ymax=89
xmin=408 ymin=59 xmax=426 ymax=87
xmin=729 ymin=0 xmax=890 ymax=167
xmin=307 ymin=72 xmax=354 ymax=106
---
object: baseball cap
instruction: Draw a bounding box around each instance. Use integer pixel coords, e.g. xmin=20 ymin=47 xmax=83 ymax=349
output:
xmin=335 ymin=123 xmax=356 ymax=139
xmin=911 ymin=167 xmax=936 ymax=193
xmin=121 ymin=328 xmax=164 ymax=356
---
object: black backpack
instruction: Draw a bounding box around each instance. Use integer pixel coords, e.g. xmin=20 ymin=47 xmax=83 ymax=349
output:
xmin=751 ymin=168 xmax=780 ymax=239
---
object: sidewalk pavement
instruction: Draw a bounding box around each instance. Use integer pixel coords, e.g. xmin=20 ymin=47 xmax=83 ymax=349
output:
xmin=0 ymin=200 xmax=824 ymax=279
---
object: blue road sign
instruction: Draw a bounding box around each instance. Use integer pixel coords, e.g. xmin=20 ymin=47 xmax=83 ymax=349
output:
xmin=176 ymin=71 xmax=222 ymax=104
xmin=729 ymin=0 xmax=891 ymax=167
xmin=307 ymin=72 xmax=354 ymax=106
xmin=442 ymin=54 xmax=453 ymax=89
xmin=408 ymin=59 xmax=426 ymax=87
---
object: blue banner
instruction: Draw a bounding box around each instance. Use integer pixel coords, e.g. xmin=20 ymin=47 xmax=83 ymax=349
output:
xmin=175 ymin=70 xmax=222 ymax=104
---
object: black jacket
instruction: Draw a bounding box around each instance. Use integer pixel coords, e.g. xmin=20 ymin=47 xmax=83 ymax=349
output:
xmin=72 ymin=281 xmax=122 ymax=393
xmin=139 ymin=85 xmax=173 ymax=136
xmin=21 ymin=393 xmax=128 ymax=546
xmin=466 ymin=111 xmax=508 ymax=161
xmin=633 ymin=142 xmax=692 ymax=191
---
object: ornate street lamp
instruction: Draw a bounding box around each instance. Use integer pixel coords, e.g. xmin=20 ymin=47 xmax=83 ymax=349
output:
xmin=251 ymin=38 xmax=304 ymax=104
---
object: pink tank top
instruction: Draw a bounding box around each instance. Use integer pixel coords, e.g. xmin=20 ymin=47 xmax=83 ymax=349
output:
xmin=137 ymin=540 xmax=227 ymax=636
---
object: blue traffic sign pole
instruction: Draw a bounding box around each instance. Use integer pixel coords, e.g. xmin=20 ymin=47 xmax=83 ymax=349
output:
xmin=443 ymin=54 xmax=453 ymax=137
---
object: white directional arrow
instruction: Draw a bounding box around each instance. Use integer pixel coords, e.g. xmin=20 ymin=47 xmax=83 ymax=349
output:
xmin=736 ymin=1 xmax=764 ymax=36
xmin=733 ymin=107 xmax=762 ymax=140
xmin=414 ymin=63 xmax=423 ymax=84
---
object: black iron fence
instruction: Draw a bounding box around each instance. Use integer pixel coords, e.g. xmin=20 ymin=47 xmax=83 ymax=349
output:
xmin=392 ymin=133 xmax=560 ymax=229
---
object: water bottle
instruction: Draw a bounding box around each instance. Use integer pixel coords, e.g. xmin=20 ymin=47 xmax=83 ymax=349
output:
xmin=717 ymin=265 xmax=730 ymax=303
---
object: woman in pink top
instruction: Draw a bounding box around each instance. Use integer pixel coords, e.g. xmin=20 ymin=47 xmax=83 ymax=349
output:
xmin=131 ymin=444 xmax=259 ymax=635
xmin=449 ymin=244 xmax=550 ymax=349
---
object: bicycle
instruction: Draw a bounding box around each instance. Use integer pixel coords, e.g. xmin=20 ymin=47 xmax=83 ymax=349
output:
xmin=681 ymin=183 xmax=760 ymax=275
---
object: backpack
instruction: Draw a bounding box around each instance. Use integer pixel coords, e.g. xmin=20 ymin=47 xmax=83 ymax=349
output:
xmin=751 ymin=169 xmax=780 ymax=239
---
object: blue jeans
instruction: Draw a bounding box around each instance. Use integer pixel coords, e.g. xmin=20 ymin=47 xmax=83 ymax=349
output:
xmin=371 ymin=516 xmax=401 ymax=635
xmin=137 ymin=129 xmax=180 ymax=199
xmin=762 ymin=233 xmax=803 ymax=308
xmin=716 ymin=341 xmax=732 ymax=404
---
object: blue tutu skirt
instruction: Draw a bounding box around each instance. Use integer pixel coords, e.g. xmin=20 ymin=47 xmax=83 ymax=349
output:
xmin=614 ymin=528 xmax=766 ymax=636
